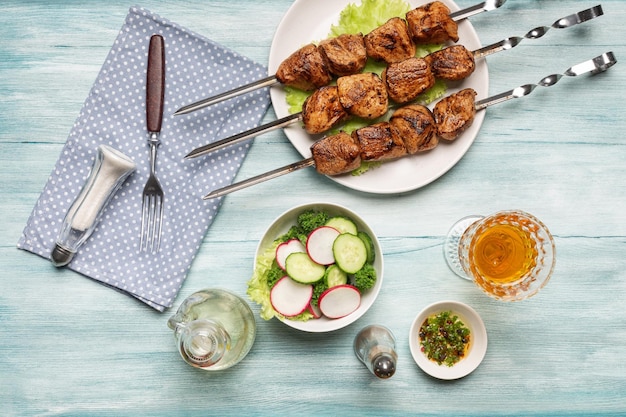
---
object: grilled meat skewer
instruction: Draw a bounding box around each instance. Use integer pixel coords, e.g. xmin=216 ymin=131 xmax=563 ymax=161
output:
xmin=185 ymin=5 xmax=602 ymax=160
xmin=426 ymin=44 xmax=476 ymax=80
xmin=312 ymin=97 xmax=442 ymax=174
xmin=310 ymin=131 xmax=362 ymax=175
xmin=301 ymin=86 xmax=349 ymax=134
xmin=275 ymin=44 xmax=333 ymax=91
xmin=406 ymin=0 xmax=460 ymax=45
xmin=382 ymin=56 xmax=437 ymax=104
xmin=364 ymin=17 xmax=417 ymax=65
xmin=174 ymin=0 xmax=507 ymax=116
xmin=354 ymin=121 xmax=411 ymax=162
xmin=196 ymin=44 xmax=471 ymax=143
xmin=201 ymin=52 xmax=616 ymax=199
xmin=280 ymin=2 xmax=459 ymax=88
xmin=433 ymin=88 xmax=477 ymax=140
xmin=390 ymin=104 xmax=438 ymax=153
xmin=319 ymin=33 xmax=369 ymax=77
xmin=337 ymin=72 xmax=389 ymax=119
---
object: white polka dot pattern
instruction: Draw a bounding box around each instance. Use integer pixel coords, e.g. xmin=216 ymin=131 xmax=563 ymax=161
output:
xmin=17 ymin=7 xmax=270 ymax=311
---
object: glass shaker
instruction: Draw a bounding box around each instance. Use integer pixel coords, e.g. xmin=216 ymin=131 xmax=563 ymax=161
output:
xmin=354 ymin=324 xmax=397 ymax=379
xmin=51 ymin=144 xmax=136 ymax=267
xmin=167 ymin=289 xmax=256 ymax=371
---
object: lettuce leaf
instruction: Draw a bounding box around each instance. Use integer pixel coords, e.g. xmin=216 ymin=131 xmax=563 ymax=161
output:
xmin=329 ymin=0 xmax=411 ymax=37
xmin=284 ymin=86 xmax=310 ymax=115
xmin=247 ymin=242 xmax=279 ymax=321
xmin=247 ymin=239 xmax=313 ymax=322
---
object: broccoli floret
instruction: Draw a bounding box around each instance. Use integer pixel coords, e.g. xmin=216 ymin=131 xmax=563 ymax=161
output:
xmin=265 ymin=261 xmax=285 ymax=289
xmin=297 ymin=209 xmax=330 ymax=235
xmin=279 ymin=225 xmax=307 ymax=245
xmin=311 ymin=279 xmax=328 ymax=307
xmin=353 ymin=264 xmax=377 ymax=292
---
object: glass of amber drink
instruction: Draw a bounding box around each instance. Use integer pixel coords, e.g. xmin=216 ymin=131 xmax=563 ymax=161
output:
xmin=444 ymin=210 xmax=556 ymax=301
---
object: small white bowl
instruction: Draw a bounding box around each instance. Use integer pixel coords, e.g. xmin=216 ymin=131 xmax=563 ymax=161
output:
xmin=409 ymin=300 xmax=487 ymax=380
xmin=253 ymin=202 xmax=384 ymax=332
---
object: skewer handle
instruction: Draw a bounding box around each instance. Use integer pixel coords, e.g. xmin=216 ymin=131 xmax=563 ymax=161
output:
xmin=174 ymin=75 xmax=278 ymax=116
xmin=203 ymin=157 xmax=315 ymax=199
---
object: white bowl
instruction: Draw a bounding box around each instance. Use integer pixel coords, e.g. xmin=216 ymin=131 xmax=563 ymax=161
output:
xmin=409 ymin=300 xmax=487 ymax=380
xmin=253 ymin=202 xmax=384 ymax=332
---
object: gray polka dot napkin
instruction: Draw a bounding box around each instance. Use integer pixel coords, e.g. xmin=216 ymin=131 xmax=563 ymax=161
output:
xmin=17 ymin=6 xmax=270 ymax=311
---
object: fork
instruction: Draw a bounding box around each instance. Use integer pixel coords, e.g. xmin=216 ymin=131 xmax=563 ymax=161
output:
xmin=140 ymin=34 xmax=166 ymax=253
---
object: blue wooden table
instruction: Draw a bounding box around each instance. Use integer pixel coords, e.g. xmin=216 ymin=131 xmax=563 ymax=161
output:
xmin=1 ymin=0 xmax=625 ymax=415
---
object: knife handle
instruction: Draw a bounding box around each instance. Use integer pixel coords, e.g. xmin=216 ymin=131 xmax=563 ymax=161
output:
xmin=146 ymin=34 xmax=165 ymax=134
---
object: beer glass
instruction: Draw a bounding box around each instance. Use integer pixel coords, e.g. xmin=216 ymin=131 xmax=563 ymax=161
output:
xmin=444 ymin=210 xmax=556 ymax=301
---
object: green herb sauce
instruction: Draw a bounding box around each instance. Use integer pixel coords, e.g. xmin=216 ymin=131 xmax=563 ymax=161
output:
xmin=419 ymin=311 xmax=471 ymax=367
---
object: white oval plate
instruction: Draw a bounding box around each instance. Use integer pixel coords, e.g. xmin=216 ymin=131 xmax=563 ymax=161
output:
xmin=253 ymin=202 xmax=384 ymax=332
xmin=268 ymin=0 xmax=489 ymax=194
xmin=409 ymin=300 xmax=488 ymax=379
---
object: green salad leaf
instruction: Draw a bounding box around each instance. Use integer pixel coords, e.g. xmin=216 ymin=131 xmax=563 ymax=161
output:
xmin=285 ymin=86 xmax=310 ymax=115
xmin=247 ymin=241 xmax=315 ymax=322
xmin=247 ymin=242 xmax=279 ymax=321
xmin=329 ymin=0 xmax=411 ymax=37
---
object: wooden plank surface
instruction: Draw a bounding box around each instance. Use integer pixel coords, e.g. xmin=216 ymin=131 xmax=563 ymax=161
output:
xmin=1 ymin=0 xmax=625 ymax=415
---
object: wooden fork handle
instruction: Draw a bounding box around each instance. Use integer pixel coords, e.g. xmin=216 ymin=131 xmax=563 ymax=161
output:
xmin=146 ymin=34 xmax=165 ymax=134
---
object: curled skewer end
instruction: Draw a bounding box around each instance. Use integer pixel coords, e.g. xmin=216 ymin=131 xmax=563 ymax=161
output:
xmin=591 ymin=51 xmax=617 ymax=74
xmin=489 ymin=0 xmax=507 ymax=10
xmin=565 ymin=51 xmax=617 ymax=77
xmin=555 ymin=4 xmax=603 ymax=29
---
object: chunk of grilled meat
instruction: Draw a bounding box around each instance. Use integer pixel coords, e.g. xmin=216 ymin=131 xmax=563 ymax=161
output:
xmin=302 ymin=86 xmax=349 ymax=134
xmin=311 ymin=131 xmax=362 ymax=176
xmin=406 ymin=1 xmax=459 ymax=45
xmin=389 ymin=104 xmax=438 ymax=154
xmin=426 ymin=45 xmax=475 ymax=81
xmin=364 ymin=17 xmax=416 ymax=64
xmin=337 ymin=73 xmax=389 ymax=119
xmin=353 ymin=122 xmax=407 ymax=162
xmin=276 ymin=44 xmax=332 ymax=91
xmin=318 ymin=33 xmax=368 ymax=77
xmin=433 ymin=88 xmax=476 ymax=140
xmin=382 ymin=57 xmax=436 ymax=104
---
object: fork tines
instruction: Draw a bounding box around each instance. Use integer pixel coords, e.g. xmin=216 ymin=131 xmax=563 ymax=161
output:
xmin=140 ymin=191 xmax=163 ymax=253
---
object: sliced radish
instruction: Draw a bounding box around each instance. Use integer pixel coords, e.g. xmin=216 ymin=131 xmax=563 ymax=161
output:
xmin=275 ymin=239 xmax=306 ymax=270
xmin=318 ymin=285 xmax=361 ymax=319
xmin=306 ymin=226 xmax=340 ymax=265
xmin=307 ymin=302 xmax=322 ymax=319
xmin=270 ymin=276 xmax=313 ymax=317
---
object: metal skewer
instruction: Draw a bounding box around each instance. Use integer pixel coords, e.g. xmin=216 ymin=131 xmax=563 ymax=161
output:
xmin=473 ymin=4 xmax=603 ymax=59
xmin=202 ymin=51 xmax=616 ymax=200
xmin=184 ymin=5 xmax=603 ymax=160
xmin=174 ymin=0 xmax=507 ymax=117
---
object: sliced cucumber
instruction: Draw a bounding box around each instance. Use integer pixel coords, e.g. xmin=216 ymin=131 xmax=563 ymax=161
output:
xmin=324 ymin=264 xmax=348 ymax=288
xmin=285 ymin=252 xmax=326 ymax=284
xmin=325 ymin=216 xmax=358 ymax=235
xmin=332 ymin=233 xmax=367 ymax=274
xmin=357 ymin=231 xmax=375 ymax=264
